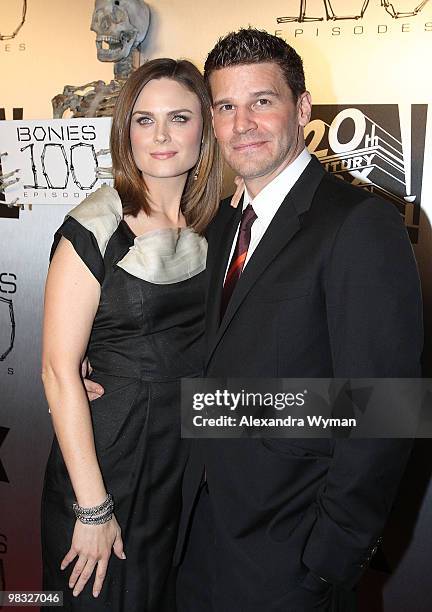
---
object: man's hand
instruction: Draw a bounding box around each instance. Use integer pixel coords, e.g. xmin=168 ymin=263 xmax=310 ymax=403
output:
xmin=81 ymin=358 xmax=104 ymax=401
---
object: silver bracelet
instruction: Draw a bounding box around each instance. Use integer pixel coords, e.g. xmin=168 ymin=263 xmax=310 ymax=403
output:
xmin=78 ymin=511 xmax=113 ymax=525
xmin=73 ymin=493 xmax=114 ymax=524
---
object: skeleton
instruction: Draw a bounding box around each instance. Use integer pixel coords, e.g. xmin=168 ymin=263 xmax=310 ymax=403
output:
xmin=52 ymin=0 xmax=150 ymax=118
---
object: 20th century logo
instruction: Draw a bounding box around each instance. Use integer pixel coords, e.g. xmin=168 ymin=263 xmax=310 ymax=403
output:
xmin=306 ymin=104 xmax=427 ymax=243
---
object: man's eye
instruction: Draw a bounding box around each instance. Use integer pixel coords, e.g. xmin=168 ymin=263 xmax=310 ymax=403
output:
xmin=172 ymin=114 xmax=188 ymax=122
xmin=256 ymin=99 xmax=270 ymax=106
xmin=136 ymin=116 xmax=153 ymax=125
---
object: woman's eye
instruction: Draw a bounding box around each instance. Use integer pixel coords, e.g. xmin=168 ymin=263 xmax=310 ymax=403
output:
xmin=137 ymin=116 xmax=153 ymax=125
xmin=172 ymin=114 xmax=188 ymax=122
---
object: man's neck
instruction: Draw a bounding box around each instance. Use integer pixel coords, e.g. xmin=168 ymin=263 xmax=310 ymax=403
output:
xmin=244 ymin=145 xmax=305 ymax=200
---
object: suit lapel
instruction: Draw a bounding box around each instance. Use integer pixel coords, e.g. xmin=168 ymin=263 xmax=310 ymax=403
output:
xmin=206 ymin=156 xmax=326 ymax=368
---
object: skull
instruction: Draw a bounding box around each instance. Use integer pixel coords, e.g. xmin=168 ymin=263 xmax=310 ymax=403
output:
xmin=91 ymin=0 xmax=150 ymax=63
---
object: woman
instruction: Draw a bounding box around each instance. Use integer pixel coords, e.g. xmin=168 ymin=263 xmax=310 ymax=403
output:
xmin=41 ymin=58 xmax=222 ymax=611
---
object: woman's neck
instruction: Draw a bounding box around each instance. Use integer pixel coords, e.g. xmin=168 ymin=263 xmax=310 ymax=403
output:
xmin=145 ymin=174 xmax=188 ymax=224
xmin=124 ymin=174 xmax=188 ymax=235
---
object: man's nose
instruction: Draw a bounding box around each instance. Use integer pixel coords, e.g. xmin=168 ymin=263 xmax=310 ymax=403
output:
xmin=233 ymin=108 xmax=257 ymax=135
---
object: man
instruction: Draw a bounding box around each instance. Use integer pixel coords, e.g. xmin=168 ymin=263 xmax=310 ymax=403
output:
xmin=84 ymin=28 xmax=422 ymax=611
xmin=173 ymin=28 xmax=423 ymax=612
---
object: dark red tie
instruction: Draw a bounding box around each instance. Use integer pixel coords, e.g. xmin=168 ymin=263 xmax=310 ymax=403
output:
xmin=220 ymin=204 xmax=257 ymax=319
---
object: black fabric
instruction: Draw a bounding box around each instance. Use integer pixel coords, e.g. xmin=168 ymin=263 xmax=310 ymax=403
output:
xmin=42 ymin=220 xmax=206 ymax=611
xmin=50 ymin=217 xmax=105 ymax=285
xmin=176 ymin=156 xmax=423 ymax=608
xmin=177 ymin=485 xmax=357 ymax=612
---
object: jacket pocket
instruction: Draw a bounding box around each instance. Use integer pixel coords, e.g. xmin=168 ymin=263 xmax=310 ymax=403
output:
xmin=261 ymin=438 xmax=333 ymax=459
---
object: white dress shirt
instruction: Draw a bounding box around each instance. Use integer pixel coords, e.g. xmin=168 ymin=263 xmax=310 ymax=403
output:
xmin=224 ymin=148 xmax=312 ymax=281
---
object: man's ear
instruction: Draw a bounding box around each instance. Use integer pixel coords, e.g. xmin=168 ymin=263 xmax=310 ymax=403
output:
xmin=298 ymin=91 xmax=312 ymax=127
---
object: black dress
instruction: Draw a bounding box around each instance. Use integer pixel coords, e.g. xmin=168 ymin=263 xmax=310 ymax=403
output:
xmin=41 ymin=186 xmax=207 ymax=611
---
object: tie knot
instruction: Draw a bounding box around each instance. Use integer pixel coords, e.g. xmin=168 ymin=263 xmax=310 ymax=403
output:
xmin=240 ymin=204 xmax=257 ymax=233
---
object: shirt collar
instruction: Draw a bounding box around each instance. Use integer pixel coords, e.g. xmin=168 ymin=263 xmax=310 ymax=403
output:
xmin=243 ymin=148 xmax=312 ymax=219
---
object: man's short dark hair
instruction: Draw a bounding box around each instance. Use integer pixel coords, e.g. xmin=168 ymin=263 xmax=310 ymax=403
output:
xmin=204 ymin=28 xmax=306 ymax=101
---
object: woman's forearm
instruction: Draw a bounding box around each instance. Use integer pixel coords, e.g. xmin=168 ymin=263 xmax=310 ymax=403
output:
xmin=42 ymin=365 xmax=107 ymax=508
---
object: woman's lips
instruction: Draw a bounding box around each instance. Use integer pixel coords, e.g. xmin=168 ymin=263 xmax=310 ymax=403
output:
xmin=150 ymin=151 xmax=178 ymax=159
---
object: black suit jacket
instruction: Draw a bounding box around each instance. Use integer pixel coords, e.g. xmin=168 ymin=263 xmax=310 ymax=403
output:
xmin=175 ymin=156 xmax=423 ymax=592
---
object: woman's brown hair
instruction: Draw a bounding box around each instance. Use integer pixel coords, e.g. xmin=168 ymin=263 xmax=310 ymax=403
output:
xmin=110 ymin=58 xmax=222 ymax=235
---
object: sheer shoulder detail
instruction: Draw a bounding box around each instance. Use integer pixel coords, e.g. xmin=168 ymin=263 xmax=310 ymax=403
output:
xmin=117 ymin=228 xmax=207 ymax=285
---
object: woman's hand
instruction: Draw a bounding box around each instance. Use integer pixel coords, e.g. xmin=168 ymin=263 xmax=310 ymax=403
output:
xmin=61 ymin=515 xmax=125 ymax=598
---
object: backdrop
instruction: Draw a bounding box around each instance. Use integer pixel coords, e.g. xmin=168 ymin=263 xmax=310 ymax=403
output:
xmin=0 ymin=1 xmax=431 ymax=610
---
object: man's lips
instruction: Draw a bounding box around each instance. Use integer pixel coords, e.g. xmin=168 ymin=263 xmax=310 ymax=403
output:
xmin=150 ymin=151 xmax=178 ymax=159
xmin=232 ymin=141 xmax=267 ymax=152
